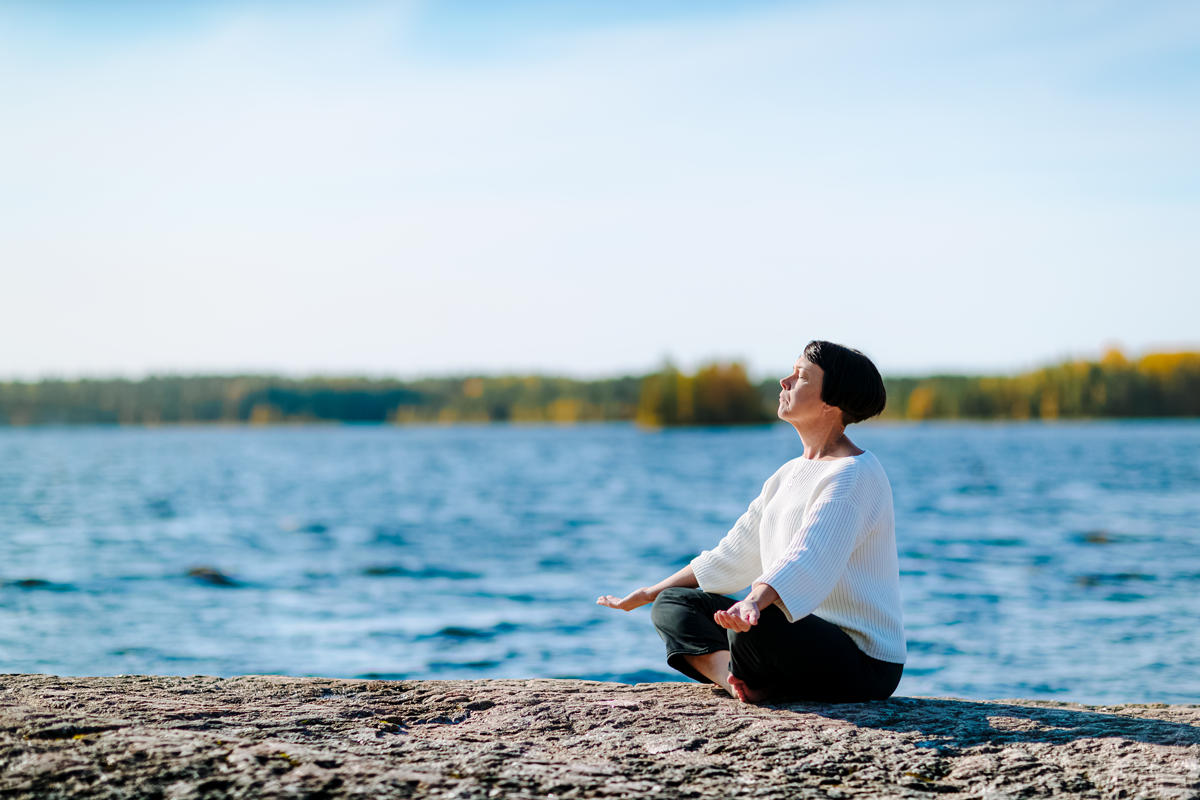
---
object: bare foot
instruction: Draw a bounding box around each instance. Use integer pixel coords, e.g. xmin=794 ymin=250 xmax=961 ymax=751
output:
xmin=727 ymin=673 xmax=771 ymax=704
xmin=682 ymin=651 xmax=734 ymax=695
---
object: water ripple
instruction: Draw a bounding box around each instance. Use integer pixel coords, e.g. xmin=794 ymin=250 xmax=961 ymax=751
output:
xmin=0 ymin=420 xmax=1197 ymax=703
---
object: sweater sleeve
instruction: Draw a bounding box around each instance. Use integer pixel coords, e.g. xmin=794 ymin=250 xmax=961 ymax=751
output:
xmin=689 ymin=480 xmax=770 ymax=595
xmin=756 ymin=484 xmax=865 ymax=623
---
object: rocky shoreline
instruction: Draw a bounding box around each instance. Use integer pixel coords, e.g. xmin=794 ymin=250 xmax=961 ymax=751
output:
xmin=1 ymin=674 xmax=1197 ymax=799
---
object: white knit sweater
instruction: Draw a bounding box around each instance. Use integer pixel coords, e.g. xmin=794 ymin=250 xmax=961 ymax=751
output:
xmin=690 ymin=450 xmax=906 ymax=664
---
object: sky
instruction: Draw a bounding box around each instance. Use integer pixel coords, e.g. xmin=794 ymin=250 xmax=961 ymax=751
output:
xmin=1 ymin=0 xmax=1198 ymax=380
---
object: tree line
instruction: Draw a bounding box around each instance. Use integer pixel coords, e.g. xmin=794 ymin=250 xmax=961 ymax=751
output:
xmin=1 ymin=349 xmax=1196 ymax=426
xmin=881 ymin=350 xmax=1200 ymax=420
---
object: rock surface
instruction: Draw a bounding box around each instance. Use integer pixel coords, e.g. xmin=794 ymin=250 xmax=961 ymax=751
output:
xmin=1 ymin=674 xmax=1198 ymax=799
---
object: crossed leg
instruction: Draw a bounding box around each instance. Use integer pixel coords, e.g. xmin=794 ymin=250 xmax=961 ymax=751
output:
xmin=654 ymin=587 xmax=903 ymax=704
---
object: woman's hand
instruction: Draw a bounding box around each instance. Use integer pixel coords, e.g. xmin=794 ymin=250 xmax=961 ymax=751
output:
xmin=714 ymin=584 xmax=778 ymax=632
xmin=597 ymin=588 xmax=657 ymax=611
xmin=597 ymin=565 xmax=698 ymax=613
xmin=714 ymin=599 xmax=760 ymax=632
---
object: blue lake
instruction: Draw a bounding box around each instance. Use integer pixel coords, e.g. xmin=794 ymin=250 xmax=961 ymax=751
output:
xmin=1 ymin=421 xmax=1197 ymax=704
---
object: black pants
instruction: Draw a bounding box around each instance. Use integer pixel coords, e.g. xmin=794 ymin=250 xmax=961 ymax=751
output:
xmin=651 ymin=587 xmax=903 ymax=702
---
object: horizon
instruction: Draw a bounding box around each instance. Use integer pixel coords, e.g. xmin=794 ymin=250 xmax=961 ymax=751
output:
xmin=2 ymin=1 xmax=1198 ymax=379
xmin=0 ymin=342 xmax=1194 ymax=384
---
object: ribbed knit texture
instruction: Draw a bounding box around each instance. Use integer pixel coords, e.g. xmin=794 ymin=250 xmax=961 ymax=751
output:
xmin=690 ymin=450 xmax=906 ymax=664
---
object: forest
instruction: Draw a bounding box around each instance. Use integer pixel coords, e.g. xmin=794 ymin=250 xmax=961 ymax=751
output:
xmin=0 ymin=349 xmax=1196 ymax=426
xmin=880 ymin=349 xmax=1200 ymax=420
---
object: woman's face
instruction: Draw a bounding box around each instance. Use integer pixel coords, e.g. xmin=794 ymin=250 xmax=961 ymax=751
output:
xmin=778 ymin=357 xmax=831 ymax=424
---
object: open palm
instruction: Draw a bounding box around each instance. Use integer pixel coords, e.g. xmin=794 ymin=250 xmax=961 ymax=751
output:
xmin=596 ymin=587 xmax=656 ymax=611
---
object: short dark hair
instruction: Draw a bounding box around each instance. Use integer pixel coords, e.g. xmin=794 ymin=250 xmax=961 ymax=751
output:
xmin=803 ymin=340 xmax=886 ymax=425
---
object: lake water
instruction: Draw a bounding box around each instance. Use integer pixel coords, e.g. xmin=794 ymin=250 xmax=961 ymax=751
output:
xmin=1 ymin=421 xmax=1197 ymax=704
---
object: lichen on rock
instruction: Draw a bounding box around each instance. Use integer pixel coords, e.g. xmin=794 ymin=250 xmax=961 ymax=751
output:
xmin=1 ymin=674 xmax=1197 ymax=798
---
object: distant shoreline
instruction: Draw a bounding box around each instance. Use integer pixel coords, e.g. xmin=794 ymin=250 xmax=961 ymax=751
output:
xmin=2 ymin=349 xmax=1197 ymax=425
xmin=2 ymin=417 xmax=1199 ymax=431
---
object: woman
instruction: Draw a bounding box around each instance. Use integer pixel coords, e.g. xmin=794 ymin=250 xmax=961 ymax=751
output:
xmin=598 ymin=341 xmax=905 ymax=704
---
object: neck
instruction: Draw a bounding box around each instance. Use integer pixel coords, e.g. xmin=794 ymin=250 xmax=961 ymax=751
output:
xmin=794 ymin=419 xmax=849 ymax=460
